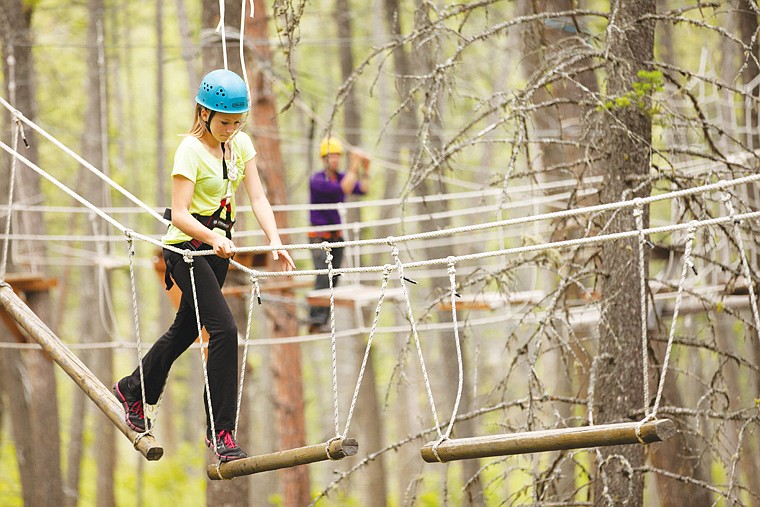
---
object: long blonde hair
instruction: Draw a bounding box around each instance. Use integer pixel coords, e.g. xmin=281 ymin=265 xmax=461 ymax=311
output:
xmin=188 ymin=104 xmax=207 ymax=138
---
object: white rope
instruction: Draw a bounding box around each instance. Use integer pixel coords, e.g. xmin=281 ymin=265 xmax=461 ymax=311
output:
xmin=722 ymin=190 xmax=760 ymax=334
xmin=1 ymin=117 xmax=22 ymax=279
xmin=125 ymin=232 xmax=152 ymax=434
xmin=651 ymin=223 xmax=697 ymax=418
xmin=239 ymin=0 xmax=254 ymax=98
xmin=187 ymin=254 xmax=218 ymax=448
xmin=390 ymin=241 xmax=443 ymax=437
xmin=340 ymin=265 xmax=393 ymax=437
xmin=216 ymin=0 xmax=228 ymax=70
xmin=324 ymin=245 xmax=341 ymax=437
xmin=234 ymin=273 xmax=261 ymax=434
xmin=223 ymin=209 xmax=760 ymax=281
xmin=634 ymin=200 xmax=651 ymax=418
xmin=0 ymin=96 xmax=167 ymax=225
xmin=430 ymin=257 xmax=465 ymax=462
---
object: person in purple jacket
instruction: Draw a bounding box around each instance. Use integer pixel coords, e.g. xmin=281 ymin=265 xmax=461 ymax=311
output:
xmin=307 ymin=136 xmax=370 ymax=332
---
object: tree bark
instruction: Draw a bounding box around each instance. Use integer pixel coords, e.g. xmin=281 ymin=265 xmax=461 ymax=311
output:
xmin=248 ymin=1 xmax=309 ymax=505
xmin=0 ymin=2 xmax=64 ymax=506
xmin=593 ymin=1 xmax=655 ymax=505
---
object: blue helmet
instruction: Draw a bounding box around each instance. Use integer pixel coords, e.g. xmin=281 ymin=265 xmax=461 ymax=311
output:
xmin=196 ymin=69 xmax=249 ymax=113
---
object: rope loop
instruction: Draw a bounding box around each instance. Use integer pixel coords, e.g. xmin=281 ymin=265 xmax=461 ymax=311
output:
xmin=430 ymin=435 xmax=448 ymax=463
xmin=325 ymin=436 xmax=342 ymax=460
xmin=214 ymin=462 xmax=231 ymax=480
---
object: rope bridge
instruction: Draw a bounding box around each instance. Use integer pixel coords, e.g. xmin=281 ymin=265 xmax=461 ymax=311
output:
xmin=2 ymin=93 xmax=760 ymax=476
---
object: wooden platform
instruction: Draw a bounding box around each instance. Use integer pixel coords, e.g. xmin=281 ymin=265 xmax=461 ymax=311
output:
xmin=306 ymin=284 xmax=405 ymax=308
xmin=436 ymin=290 xmax=544 ymax=311
xmin=3 ymin=273 xmax=58 ymax=293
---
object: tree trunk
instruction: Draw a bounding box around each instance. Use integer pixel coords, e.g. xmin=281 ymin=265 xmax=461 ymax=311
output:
xmin=0 ymin=2 xmax=64 ymax=506
xmin=593 ymin=1 xmax=655 ymax=505
xmin=80 ymin=2 xmax=116 ymax=506
xmin=248 ymin=1 xmax=309 ymax=505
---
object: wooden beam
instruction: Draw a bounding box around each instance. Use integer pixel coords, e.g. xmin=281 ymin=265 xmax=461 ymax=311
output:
xmin=420 ymin=419 xmax=676 ymax=463
xmin=4 ymin=273 xmax=58 ymax=293
xmin=0 ymin=283 xmax=163 ymax=461
xmin=307 ymin=284 xmax=404 ymax=309
xmin=207 ymin=437 xmax=358 ymax=480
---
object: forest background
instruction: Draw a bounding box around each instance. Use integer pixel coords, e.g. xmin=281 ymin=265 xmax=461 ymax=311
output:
xmin=2 ymin=0 xmax=760 ymax=506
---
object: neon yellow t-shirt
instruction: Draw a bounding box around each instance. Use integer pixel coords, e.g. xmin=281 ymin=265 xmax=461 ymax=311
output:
xmin=162 ymin=132 xmax=256 ymax=245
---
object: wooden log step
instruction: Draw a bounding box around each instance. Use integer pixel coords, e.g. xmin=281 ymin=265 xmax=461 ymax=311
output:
xmin=0 ymin=283 xmax=163 ymax=461
xmin=207 ymin=437 xmax=358 ymax=480
xmin=420 ymin=419 xmax=676 ymax=463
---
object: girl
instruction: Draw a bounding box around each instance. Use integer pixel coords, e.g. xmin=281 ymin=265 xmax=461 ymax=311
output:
xmin=114 ymin=69 xmax=294 ymax=462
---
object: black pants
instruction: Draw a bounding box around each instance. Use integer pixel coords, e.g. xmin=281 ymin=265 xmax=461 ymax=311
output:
xmin=309 ymin=236 xmax=344 ymax=326
xmin=125 ymin=244 xmax=238 ymax=433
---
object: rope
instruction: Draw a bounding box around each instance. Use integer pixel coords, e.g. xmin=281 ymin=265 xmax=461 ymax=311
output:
xmin=216 ymin=0 xmax=228 ymax=70
xmin=324 ymin=245 xmax=341 ymax=437
xmin=390 ymin=241 xmax=442 ymax=438
xmin=634 ymin=200 xmax=651 ymax=418
xmin=722 ymin=190 xmax=760 ymax=335
xmin=125 ymin=232 xmax=152 ymax=434
xmin=340 ymin=264 xmax=393 ymax=437
xmin=187 ymin=254 xmax=218 ymax=448
xmin=1 ymin=117 xmax=22 ymax=279
xmin=0 ymin=96 xmax=167 ymax=224
xmin=430 ymin=257 xmax=465 ymax=462
xmin=234 ymin=273 xmax=261 ymax=434
xmin=650 ymin=223 xmax=697 ymax=418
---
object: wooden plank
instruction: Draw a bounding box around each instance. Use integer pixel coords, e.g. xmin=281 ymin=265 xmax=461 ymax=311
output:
xmin=0 ymin=283 xmax=164 ymax=461
xmin=420 ymin=419 xmax=676 ymax=463
xmin=307 ymin=284 xmax=404 ymax=309
xmin=207 ymin=437 xmax=358 ymax=480
xmin=4 ymin=273 xmax=58 ymax=293
xmin=437 ymin=290 xmax=544 ymax=311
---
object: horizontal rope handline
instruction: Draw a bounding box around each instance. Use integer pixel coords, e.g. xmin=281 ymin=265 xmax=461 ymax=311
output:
xmin=0 ymin=139 xmax=755 ymax=279
xmin=0 ymin=139 xmax=170 ymax=253
xmin=220 ymin=209 xmax=760 ymax=279
xmin=0 ymin=95 xmax=167 ymax=225
xmin=226 ymin=174 xmax=760 ymax=255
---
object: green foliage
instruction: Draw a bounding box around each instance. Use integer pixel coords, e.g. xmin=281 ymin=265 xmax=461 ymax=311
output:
xmin=0 ymin=437 xmax=22 ymax=507
xmin=600 ymin=70 xmax=665 ymax=117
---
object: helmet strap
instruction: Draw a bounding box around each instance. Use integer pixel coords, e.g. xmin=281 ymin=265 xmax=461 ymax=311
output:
xmin=204 ymin=109 xmax=216 ymax=133
xmin=221 ymin=142 xmax=228 ymax=180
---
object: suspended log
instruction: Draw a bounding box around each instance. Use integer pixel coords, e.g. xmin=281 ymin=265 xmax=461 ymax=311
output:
xmin=0 ymin=283 xmax=163 ymax=461
xmin=420 ymin=419 xmax=676 ymax=463
xmin=207 ymin=437 xmax=358 ymax=480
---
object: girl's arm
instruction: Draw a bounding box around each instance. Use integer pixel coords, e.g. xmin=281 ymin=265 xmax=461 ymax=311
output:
xmin=243 ymin=157 xmax=295 ymax=271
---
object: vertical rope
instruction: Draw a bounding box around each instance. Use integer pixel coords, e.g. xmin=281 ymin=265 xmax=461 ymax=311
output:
xmin=633 ymin=200 xmax=651 ymax=418
xmin=239 ymin=0 xmax=253 ymax=96
xmin=324 ymin=244 xmax=341 ymax=437
xmin=722 ymin=191 xmax=760 ymax=333
xmin=430 ymin=258 xmax=465 ymax=461
xmin=1 ymin=118 xmax=21 ymax=279
xmin=217 ymin=0 xmax=228 ymax=70
xmin=126 ymin=232 xmax=151 ymax=433
xmin=389 ymin=240 xmax=442 ymax=437
xmin=234 ymin=274 xmax=260 ymax=433
xmin=187 ymin=254 xmax=217 ymax=447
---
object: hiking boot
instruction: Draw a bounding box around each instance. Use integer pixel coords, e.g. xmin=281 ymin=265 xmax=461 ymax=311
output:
xmin=112 ymin=378 xmax=150 ymax=432
xmin=206 ymin=429 xmax=248 ymax=462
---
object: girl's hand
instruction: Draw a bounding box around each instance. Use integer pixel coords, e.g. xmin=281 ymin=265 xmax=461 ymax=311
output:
xmin=211 ymin=236 xmax=236 ymax=259
xmin=271 ymin=247 xmax=295 ymax=271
